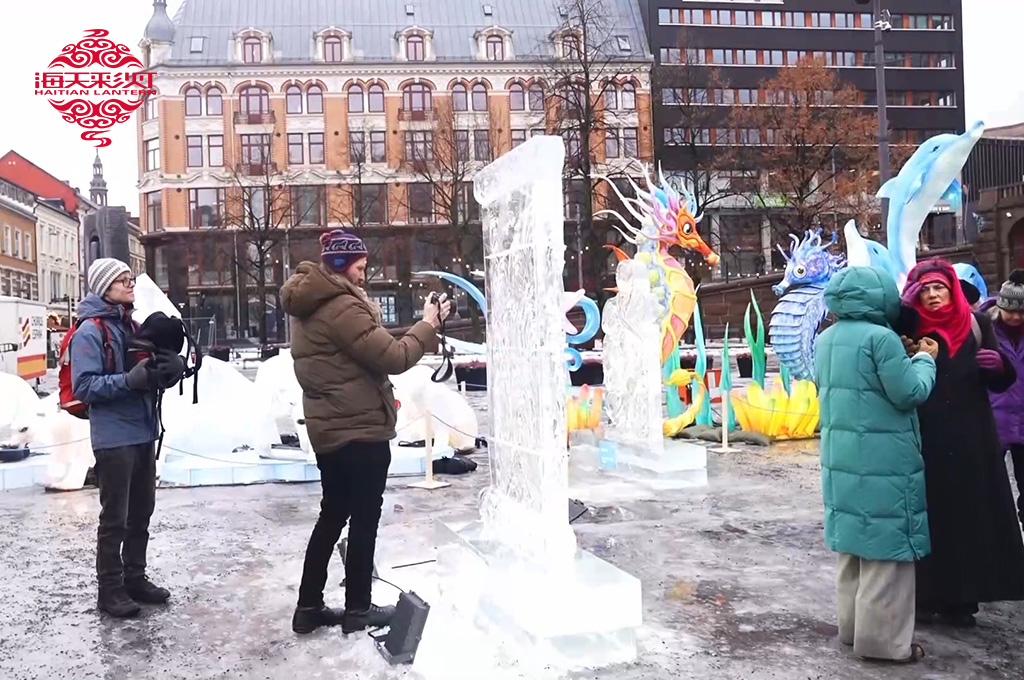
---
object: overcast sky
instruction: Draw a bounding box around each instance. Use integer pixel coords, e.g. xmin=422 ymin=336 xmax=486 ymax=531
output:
xmin=0 ymin=0 xmax=1020 ymax=213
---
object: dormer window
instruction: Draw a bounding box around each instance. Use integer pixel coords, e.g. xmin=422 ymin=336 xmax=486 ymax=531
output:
xmin=476 ymin=26 xmax=513 ymax=61
xmin=315 ymin=28 xmax=352 ymax=63
xmin=562 ymin=35 xmax=581 ymax=59
xmin=486 ymin=36 xmax=504 ymax=60
xmin=325 ymin=37 xmax=343 ymax=62
xmin=243 ymin=37 xmax=262 ymax=63
xmin=407 ymin=35 xmax=425 ymax=61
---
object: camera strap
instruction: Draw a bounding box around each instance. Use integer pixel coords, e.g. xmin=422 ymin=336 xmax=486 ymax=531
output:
xmin=431 ymin=310 xmax=455 ymax=384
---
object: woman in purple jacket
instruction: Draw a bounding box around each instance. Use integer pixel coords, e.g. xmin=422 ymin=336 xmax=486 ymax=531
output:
xmin=984 ymin=269 xmax=1024 ymax=525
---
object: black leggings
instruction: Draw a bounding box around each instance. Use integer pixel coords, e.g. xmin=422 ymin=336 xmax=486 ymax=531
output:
xmin=296 ymin=441 xmax=391 ymax=610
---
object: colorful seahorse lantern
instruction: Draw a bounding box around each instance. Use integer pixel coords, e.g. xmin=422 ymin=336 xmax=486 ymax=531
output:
xmin=769 ymin=229 xmax=845 ymax=381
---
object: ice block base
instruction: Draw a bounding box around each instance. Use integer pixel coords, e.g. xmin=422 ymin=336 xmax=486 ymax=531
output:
xmin=570 ymin=437 xmax=708 ymax=489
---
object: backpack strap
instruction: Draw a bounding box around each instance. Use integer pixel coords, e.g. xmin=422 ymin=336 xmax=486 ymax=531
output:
xmin=91 ymin=318 xmax=117 ymax=373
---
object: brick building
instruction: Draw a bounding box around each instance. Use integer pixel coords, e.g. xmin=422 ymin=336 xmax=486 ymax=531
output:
xmin=136 ymin=0 xmax=653 ymax=343
xmin=0 ymin=178 xmax=39 ymax=300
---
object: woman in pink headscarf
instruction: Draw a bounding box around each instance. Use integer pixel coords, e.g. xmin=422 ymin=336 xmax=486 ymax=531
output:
xmin=900 ymin=259 xmax=1024 ymax=627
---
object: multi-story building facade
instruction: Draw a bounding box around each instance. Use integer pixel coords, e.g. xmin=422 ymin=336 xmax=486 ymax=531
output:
xmin=639 ymin=0 xmax=966 ymax=279
xmin=136 ymin=0 xmax=652 ymax=342
xmin=35 ymin=198 xmax=80 ymax=319
xmin=0 ymin=178 xmax=39 ymax=300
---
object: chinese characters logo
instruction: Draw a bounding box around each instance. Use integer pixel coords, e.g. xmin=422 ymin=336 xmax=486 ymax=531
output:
xmin=35 ymin=29 xmax=156 ymax=147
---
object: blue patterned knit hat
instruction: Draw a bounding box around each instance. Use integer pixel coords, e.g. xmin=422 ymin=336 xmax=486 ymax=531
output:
xmin=320 ymin=229 xmax=368 ymax=273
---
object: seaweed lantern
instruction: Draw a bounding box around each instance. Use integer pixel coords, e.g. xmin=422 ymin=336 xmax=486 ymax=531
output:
xmin=768 ymin=229 xmax=845 ymax=381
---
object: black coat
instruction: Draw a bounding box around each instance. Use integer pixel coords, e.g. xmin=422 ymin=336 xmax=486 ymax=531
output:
xmin=914 ymin=311 xmax=1024 ymax=606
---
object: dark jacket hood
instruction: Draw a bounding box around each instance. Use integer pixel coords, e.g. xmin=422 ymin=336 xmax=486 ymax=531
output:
xmin=77 ymin=293 xmax=130 ymax=321
xmin=281 ymin=261 xmax=361 ymax=320
xmin=824 ymin=266 xmax=900 ymax=327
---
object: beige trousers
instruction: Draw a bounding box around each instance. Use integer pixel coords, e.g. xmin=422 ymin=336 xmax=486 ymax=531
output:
xmin=836 ymin=553 xmax=916 ymax=660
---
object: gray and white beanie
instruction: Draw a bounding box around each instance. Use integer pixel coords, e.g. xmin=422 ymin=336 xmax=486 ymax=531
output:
xmin=997 ymin=269 xmax=1024 ymax=312
xmin=88 ymin=258 xmax=131 ymax=297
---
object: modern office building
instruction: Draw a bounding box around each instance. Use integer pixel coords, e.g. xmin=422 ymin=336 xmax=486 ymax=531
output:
xmin=638 ymin=0 xmax=966 ymax=278
xmin=136 ymin=0 xmax=652 ymax=341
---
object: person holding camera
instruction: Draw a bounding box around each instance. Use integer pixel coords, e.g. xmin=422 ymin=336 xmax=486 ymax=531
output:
xmin=282 ymin=230 xmax=451 ymax=635
xmin=72 ymin=259 xmax=184 ymax=618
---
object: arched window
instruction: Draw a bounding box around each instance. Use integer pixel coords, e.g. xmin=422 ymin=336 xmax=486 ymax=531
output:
xmin=307 ymin=85 xmax=324 ymax=114
xmin=206 ymin=88 xmax=223 ymax=116
xmin=286 ymin=85 xmax=303 ymax=114
xmin=240 ymin=86 xmax=269 ymax=115
xmin=603 ymin=84 xmax=618 ymax=111
xmin=324 ymin=36 xmax=343 ymax=62
xmin=403 ymin=83 xmax=431 ymax=111
xmin=348 ymin=85 xmax=364 ymax=113
xmin=367 ymin=84 xmax=385 ymax=113
xmin=452 ymin=84 xmax=468 ymax=111
xmin=185 ymin=87 xmax=202 ymax=116
xmin=509 ymin=83 xmax=525 ymax=111
xmin=243 ymin=37 xmax=262 ymax=63
xmin=406 ymin=35 xmax=425 ymax=61
xmin=528 ymin=83 xmax=545 ymax=111
xmin=621 ymin=82 xmax=636 ymax=110
xmin=486 ymin=36 xmax=504 ymax=61
xmin=143 ymin=95 xmax=159 ymax=121
xmin=471 ymin=83 xmax=488 ymax=111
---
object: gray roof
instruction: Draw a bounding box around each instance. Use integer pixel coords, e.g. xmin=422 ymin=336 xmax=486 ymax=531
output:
xmin=161 ymin=0 xmax=651 ymax=65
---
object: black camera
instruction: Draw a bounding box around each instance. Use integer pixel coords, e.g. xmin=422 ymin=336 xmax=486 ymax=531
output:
xmin=429 ymin=292 xmax=444 ymax=305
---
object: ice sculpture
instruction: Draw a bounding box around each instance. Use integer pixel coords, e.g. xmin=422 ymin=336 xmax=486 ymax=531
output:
xmin=415 ymin=136 xmax=641 ymax=678
xmin=770 ymin=229 xmax=845 ymax=381
xmin=390 ymin=364 xmax=479 ymax=451
xmin=254 ymin=350 xmax=302 ymax=437
xmin=601 ymin=259 xmax=663 ymax=453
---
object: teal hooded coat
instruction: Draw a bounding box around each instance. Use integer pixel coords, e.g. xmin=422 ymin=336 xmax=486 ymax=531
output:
xmin=813 ymin=267 xmax=937 ymax=562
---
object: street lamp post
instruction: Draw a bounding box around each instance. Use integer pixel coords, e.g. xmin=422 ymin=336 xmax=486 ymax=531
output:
xmin=870 ymin=0 xmax=891 ymax=239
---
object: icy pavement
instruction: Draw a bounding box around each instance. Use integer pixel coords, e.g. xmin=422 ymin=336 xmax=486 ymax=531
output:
xmin=0 ymin=401 xmax=1022 ymax=679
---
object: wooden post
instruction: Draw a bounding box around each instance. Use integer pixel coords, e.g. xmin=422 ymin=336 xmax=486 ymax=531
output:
xmin=710 ymin=389 xmax=739 ymax=454
xmin=408 ymin=409 xmax=451 ymax=490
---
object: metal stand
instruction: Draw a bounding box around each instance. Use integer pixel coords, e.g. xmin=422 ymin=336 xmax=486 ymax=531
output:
xmin=710 ymin=390 xmax=739 ymax=454
xmin=408 ymin=410 xmax=450 ymax=490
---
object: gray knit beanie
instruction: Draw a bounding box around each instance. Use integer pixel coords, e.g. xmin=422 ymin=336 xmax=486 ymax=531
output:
xmin=88 ymin=258 xmax=131 ymax=297
xmin=997 ymin=269 xmax=1024 ymax=312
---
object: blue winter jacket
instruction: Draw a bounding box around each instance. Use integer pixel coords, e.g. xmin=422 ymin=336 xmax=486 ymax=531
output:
xmin=70 ymin=294 xmax=158 ymax=451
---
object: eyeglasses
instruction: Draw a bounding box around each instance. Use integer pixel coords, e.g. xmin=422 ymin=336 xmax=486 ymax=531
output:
xmin=113 ymin=275 xmax=137 ymax=288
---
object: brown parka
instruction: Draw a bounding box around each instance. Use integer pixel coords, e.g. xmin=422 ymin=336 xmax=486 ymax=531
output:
xmin=281 ymin=261 xmax=438 ymax=453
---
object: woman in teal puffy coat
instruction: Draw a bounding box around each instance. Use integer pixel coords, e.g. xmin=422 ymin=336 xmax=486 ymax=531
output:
xmin=813 ymin=266 xmax=937 ymax=663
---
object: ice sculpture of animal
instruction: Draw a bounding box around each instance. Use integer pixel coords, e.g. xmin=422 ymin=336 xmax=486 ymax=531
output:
xmin=597 ymin=164 xmax=720 ymax=364
xmin=845 ymin=122 xmax=985 ymax=290
xmin=770 ymin=229 xmax=845 ymax=381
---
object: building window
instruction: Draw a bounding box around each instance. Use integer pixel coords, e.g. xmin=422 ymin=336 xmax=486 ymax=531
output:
xmin=243 ymin=187 xmax=268 ymax=228
xmin=370 ymin=131 xmax=386 ymax=163
xmin=471 ymin=83 xmax=488 ymax=111
xmin=453 ymin=84 xmax=468 ymax=111
xmin=457 ymin=183 xmax=480 ymax=223
xmin=12 ymin=230 xmax=19 ymax=258
xmin=243 ymin=37 xmax=262 ymax=63
xmin=144 ymin=96 xmax=158 ymax=120
xmin=509 ymin=83 xmax=525 ymax=111
xmin=368 ymin=84 xmax=385 ymax=112
xmin=208 ymin=135 xmax=224 ymax=166
xmin=621 ymin=82 xmax=636 ymax=110
xmin=355 ymin=184 xmax=387 ymax=224
xmin=186 ymin=136 xmax=203 ymax=167
xmin=528 ymin=83 xmax=544 ymax=111
xmin=473 ymin=130 xmax=491 ymax=161
xmin=486 ymin=36 xmax=504 ymax=60
xmin=348 ymin=131 xmax=366 ymax=163
xmin=455 ymin=130 xmax=470 ymax=162
xmin=307 ymin=85 xmax=324 ymax=114
xmin=564 ymin=180 xmax=583 ymax=220
xmin=561 ymin=35 xmax=581 ymax=59
xmin=511 ymin=129 xmax=527 ymax=148
xmin=348 ymin=85 xmax=364 ymax=113
xmin=145 ymin=192 xmax=162 ymax=231
xmin=370 ymin=294 xmax=398 ymax=324
xmin=286 ymin=85 xmax=303 ymax=114
xmin=403 ymin=83 xmax=432 ymax=111
xmin=288 ymin=133 xmax=304 ymax=164
xmin=185 ymin=87 xmax=202 ymax=116
xmin=188 ymin=188 xmax=224 ymax=229
xmin=531 ymin=128 xmax=544 ymax=137
xmin=405 ymin=130 xmax=434 ymax=161
xmin=240 ymin=134 xmax=271 ymax=165
xmin=622 ymin=128 xmax=638 ymax=157
xmin=406 ymin=35 xmax=425 ymax=61
xmin=23 ymin=233 xmax=31 ymax=261
xmin=206 ymin=88 xmax=223 ymax=115
xmin=324 ymin=36 xmax=343 ymax=62
xmin=309 ymin=133 xmax=325 ymax=164
xmin=604 ymin=85 xmax=617 ymax=110
xmin=1 ymin=226 xmax=8 ymax=254
xmin=144 ymin=139 xmax=160 ymax=172
xmin=408 ymin=183 xmax=433 ymax=222
xmin=291 ymin=186 xmax=325 ymax=226
xmin=605 ymin=129 xmax=619 ymax=158
xmin=239 ymin=86 xmax=269 ymax=115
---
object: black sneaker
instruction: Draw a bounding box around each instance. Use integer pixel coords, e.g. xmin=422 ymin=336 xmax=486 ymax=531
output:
xmin=292 ymin=605 xmax=345 ymax=634
xmin=125 ymin=577 xmax=170 ymax=605
xmin=98 ymin=588 xmax=141 ymax=619
xmin=342 ymin=604 xmax=396 ymax=633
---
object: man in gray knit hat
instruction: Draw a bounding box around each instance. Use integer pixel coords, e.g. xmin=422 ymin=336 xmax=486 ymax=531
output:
xmin=71 ymin=258 xmax=172 ymax=618
xmin=984 ymin=269 xmax=1024 ymax=525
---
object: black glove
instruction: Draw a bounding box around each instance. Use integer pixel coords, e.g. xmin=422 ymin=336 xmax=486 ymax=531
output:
xmin=125 ymin=358 xmax=154 ymax=392
xmin=153 ymin=350 xmax=186 ymax=390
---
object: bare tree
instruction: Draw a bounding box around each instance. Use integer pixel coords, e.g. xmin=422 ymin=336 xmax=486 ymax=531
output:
xmin=334 ymin=121 xmax=388 ymax=283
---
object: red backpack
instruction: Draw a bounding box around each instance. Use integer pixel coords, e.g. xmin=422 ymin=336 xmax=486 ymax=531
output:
xmin=58 ymin=318 xmax=116 ymax=419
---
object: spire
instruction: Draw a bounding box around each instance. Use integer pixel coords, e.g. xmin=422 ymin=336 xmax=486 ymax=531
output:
xmin=144 ymin=0 xmax=176 ymax=43
xmin=90 ymin=151 xmax=107 ymax=206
